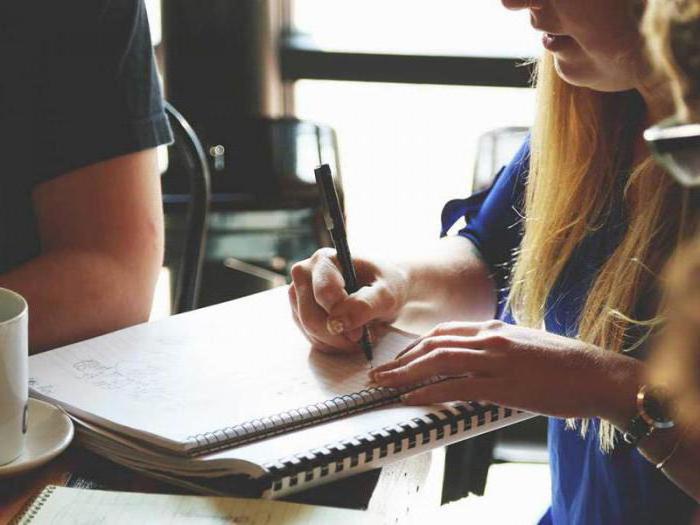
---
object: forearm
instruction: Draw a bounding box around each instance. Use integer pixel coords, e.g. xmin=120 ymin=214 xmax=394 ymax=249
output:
xmin=597 ymin=357 xmax=700 ymax=501
xmin=397 ymin=236 xmax=497 ymax=328
xmin=638 ymin=424 xmax=700 ymax=501
xmin=1 ymin=249 xmax=160 ymax=353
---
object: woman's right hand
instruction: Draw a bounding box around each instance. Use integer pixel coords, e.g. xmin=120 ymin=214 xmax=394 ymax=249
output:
xmin=289 ymin=248 xmax=410 ymax=353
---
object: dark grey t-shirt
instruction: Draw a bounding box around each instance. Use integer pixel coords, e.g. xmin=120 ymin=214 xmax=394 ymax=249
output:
xmin=0 ymin=0 xmax=172 ymax=272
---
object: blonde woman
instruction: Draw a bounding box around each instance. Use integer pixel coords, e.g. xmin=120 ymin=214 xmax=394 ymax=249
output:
xmin=290 ymin=0 xmax=700 ymax=522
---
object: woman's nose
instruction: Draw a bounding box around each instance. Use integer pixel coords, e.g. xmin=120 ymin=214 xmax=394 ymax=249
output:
xmin=501 ymin=0 xmax=544 ymax=10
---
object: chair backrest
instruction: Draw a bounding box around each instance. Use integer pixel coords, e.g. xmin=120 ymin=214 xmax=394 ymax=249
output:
xmin=473 ymin=127 xmax=530 ymax=192
xmin=193 ymin=117 xmax=342 ymax=210
xmin=163 ymin=102 xmax=211 ymax=314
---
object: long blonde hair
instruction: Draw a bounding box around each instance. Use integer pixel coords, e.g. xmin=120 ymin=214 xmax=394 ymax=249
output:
xmin=508 ymin=53 xmax=695 ymax=451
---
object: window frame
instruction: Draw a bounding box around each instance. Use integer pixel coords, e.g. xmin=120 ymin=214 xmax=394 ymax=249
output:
xmin=279 ymin=1 xmax=535 ymax=89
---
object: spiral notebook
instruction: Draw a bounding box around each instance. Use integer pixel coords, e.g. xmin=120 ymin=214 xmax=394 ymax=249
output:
xmin=13 ymin=485 xmax=380 ymax=524
xmin=29 ymin=287 xmax=533 ymax=496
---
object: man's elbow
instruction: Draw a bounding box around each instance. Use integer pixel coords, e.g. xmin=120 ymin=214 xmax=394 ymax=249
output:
xmin=117 ymin=218 xmax=165 ymax=326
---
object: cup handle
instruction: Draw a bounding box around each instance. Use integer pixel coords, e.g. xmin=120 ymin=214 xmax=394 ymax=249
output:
xmin=22 ymin=402 xmax=28 ymax=434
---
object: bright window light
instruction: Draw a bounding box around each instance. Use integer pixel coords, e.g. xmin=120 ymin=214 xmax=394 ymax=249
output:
xmin=145 ymin=0 xmax=162 ymax=46
xmin=293 ymin=0 xmax=541 ymax=58
xmin=294 ymin=81 xmax=535 ymax=256
xmin=292 ymin=2 xmax=539 ymax=255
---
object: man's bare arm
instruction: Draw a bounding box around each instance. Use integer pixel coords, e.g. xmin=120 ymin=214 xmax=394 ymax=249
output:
xmin=1 ymin=149 xmax=164 ymax=352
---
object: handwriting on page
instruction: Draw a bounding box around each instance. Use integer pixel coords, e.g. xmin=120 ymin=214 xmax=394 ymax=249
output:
xmin=71 ymin=353 xmax=178 ymax=407
xmin=28 ymin=288 xmax=418 ymax=446
xmin=65 ymin=330 xmax=407 ymax=406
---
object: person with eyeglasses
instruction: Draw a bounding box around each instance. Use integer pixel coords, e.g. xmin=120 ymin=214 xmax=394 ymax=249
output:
xmin=644 ymin=0 xmax=700 ymax=189
xmin=642 ymin=0 xmax=700 ymax=495
xmin=290 ymin=0 xmax=699 ymax=523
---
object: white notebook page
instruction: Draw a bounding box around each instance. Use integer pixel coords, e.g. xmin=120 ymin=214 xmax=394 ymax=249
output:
xmin=18 ymin=486 xmax=380 ymax=525
xmin=29 ymin=288 xmax=416 ymax=451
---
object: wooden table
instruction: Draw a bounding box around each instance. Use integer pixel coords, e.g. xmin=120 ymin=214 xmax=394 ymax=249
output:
xmin=0 ymin=443 xmax=444 ymax=524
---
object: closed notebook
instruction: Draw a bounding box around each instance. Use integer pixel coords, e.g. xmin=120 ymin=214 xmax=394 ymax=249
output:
xmin=29 ymin=287 xmax=532 ymax=496
xmin=13 ymin=485 xmax=381 ymax=525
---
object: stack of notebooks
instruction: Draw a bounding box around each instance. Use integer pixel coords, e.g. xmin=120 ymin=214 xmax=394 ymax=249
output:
xmin=29 ymin=288 xmax=533 ymax=498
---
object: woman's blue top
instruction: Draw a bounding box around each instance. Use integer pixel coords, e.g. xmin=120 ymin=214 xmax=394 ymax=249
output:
xmin=440 ymin=140 xmax=697 ymax=524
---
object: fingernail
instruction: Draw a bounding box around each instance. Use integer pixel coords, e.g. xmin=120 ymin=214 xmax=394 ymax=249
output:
xmin=347 ymin=328 xmax=362 ymax=342
xmin=326 ymin=318 xmax=345 ymax=335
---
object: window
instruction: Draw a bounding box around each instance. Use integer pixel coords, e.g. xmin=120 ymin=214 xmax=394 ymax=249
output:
xmin=288 ymin=2 xmax=538 ymax=253
xmin=145 ymin=0 xmax=162 ymax=46
xmin=292 ymin=0 xmax=540 ymax=57
xmin=295 ymin=82 xmax=534 ymax=254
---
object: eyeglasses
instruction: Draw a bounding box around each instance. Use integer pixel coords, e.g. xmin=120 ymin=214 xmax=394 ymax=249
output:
xmin=644 ymin=117 xmax=700 ymax=188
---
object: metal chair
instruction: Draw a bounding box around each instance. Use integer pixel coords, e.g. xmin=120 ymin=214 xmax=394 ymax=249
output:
xmin=162 ymin=102 xmax=211 ymax=314
xmin=175 ymin=117 xmax=343 ymax=308
xmin=473 ymin=126 xmax=530 ymax=192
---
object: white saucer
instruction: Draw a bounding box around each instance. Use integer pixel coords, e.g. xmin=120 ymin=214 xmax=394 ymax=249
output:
xmin=0 ymin=398 xmax=74 ymax=478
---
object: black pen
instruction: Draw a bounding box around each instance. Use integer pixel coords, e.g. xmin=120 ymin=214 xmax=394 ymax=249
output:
xmin=314 ymin=164 xmax=374 ymax=366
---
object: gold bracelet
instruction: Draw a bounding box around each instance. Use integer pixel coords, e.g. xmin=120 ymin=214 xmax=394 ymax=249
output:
xmin=656 ymin=429 xmax=686 ymax=471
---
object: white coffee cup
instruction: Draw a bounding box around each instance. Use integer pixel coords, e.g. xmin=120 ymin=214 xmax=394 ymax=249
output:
xmin=0 ymin=288 xmax=28 ymax=465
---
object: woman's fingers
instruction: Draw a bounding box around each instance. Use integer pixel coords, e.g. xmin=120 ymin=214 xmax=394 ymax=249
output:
xmin=289 ymin=248 xmax=408 ymax=351
xmin=371 ymin=331 xmax=508 ymax=379
xmin=289 ymin=273 xmax=356 ymax=352
xmin=288 ymin=284 xmax=303 ymax=330
xmin=401 ymin=377 xmax=500 ymax=406
xmin=373 ymin=347 xmax=492 ymax=388
xmin=327 ymin=281 xmax=397 ymax=334
xmin=309 ymin=249 xmax=348 ymax=313
xmin=288 ymin=285 xmax=344 ymax=353
xmin=290 ymin=271 xmax=331 ymax=335
xmin=388 ymin=336 xmax=423 ymax=362
xmin=372 ymin=335 xmax=473 ymax=376
xmin=375 ymin=320 xmax=504 ymax=365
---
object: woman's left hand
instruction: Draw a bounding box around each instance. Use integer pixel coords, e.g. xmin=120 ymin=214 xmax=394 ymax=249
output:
xmin=370 ymin=321 xmax=644 ymax=422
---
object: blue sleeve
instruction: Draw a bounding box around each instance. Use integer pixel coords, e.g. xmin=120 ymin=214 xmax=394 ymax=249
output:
xmin=440 ymin=140 xmax=530 ymax=315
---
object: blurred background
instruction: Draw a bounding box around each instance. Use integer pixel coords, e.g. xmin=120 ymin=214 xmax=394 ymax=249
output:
xmin=148 ymin=0 xmax=538 ymax=312
xmin=148 ymin=1 xmax=546 ymax=521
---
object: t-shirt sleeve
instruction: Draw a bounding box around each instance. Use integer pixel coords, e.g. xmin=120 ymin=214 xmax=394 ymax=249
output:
xmin=440 ymin=140 xmax=530 ymax=311
xmin=33 ymin=0 xmax=173 ymax=183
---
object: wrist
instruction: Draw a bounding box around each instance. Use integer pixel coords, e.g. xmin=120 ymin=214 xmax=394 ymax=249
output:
xmin=593 ymin=353 xmax=645 ymax=430
xmin=394 ymin=260 xmax=417 ymax=306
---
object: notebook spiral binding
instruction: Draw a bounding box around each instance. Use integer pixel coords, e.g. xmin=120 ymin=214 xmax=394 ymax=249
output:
xmin=262 ymin=402 xmax=521 ymax=495
xmin=11 ymin=485 xmax=57 ymax=525
xmin=185 ymin=386 xmax=413 ymax=456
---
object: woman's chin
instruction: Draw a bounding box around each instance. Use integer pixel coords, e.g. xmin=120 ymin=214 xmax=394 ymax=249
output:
xmin=553 ymin=56 xmax=634 ymax=93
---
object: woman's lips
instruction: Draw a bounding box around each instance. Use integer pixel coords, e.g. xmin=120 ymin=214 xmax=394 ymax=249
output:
xmin=542 ymin=33 xmax=574 ymax=52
